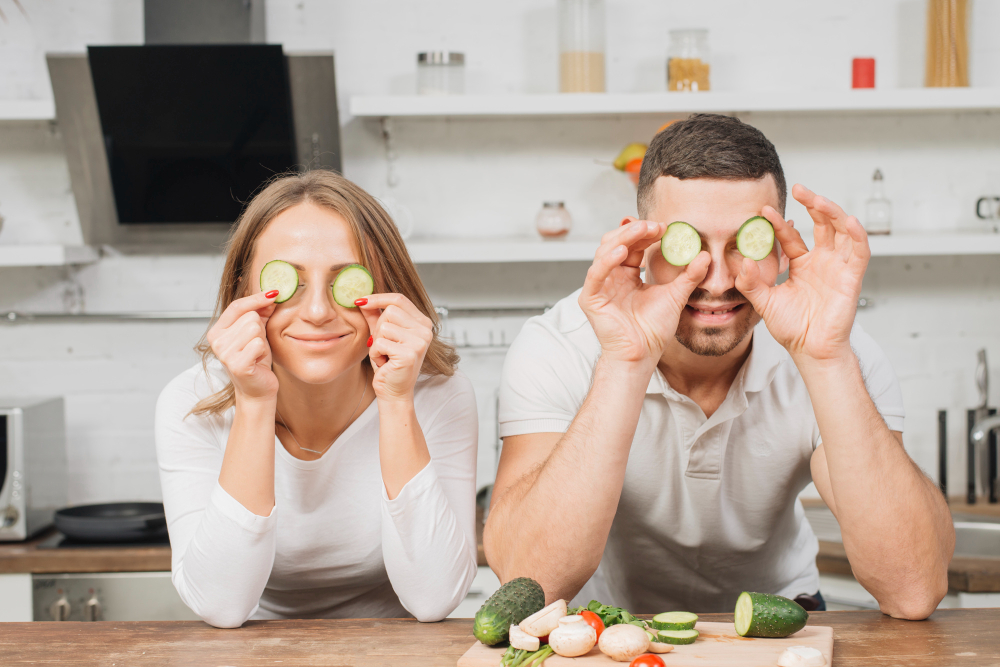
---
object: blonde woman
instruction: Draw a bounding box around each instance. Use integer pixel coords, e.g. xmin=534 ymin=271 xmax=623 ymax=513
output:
xmin=155 ymin=171 xmax=478 ymax=627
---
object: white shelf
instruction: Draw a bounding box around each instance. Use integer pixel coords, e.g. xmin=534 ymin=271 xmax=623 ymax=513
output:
xmin=0 ymin=100 xmax=56 ymax=121
xmin=404 ymin=233 xmax=1000 ymax=264
xmin=407 ymin=238 xmax=598 ymax=263
xmin=351 ymin=88 xmax=1000 ymax=118
xmin=0 ymin=245 xmax=99 ymax=267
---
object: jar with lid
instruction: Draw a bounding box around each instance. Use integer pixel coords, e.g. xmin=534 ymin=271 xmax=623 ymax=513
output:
xmin=667 ymin=29 xmax=710 ymax=92
xmin=558 ymin=0 xmax=605 ymax=93
xmin=417 ymin=52 xmax=465 ymax=95
xmin=536 ymin=202 xmax=573 ymax=239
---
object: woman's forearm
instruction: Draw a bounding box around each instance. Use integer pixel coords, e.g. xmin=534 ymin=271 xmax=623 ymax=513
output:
xmin=219 ymin=397 xmax=278 ymax=516
xmin=378 ymin=399 xmax=432 ymax=500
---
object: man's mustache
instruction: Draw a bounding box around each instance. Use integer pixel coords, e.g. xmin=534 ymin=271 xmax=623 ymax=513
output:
xmin=686 ymin=288 xmax=748 ymax=306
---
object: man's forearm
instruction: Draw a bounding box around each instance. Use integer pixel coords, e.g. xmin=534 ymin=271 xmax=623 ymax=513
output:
xmin=797 ymin=353 xmax=953 ymax=619
xmin=486 ymin=355 xmax=653 ymax=601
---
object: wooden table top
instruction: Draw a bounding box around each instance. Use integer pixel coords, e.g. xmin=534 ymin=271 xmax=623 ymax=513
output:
xmin=1 ymin=609 xmax=997 ymax=666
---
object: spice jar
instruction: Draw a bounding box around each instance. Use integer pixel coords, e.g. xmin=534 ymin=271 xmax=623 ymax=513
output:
xmin=667 ymin=29 xmax=710 ymax=92
xmin=558 ymin=0 xmax=606 ymax=93
xmin=536 ymin=202 xmax=573 ymax=239
xmin=417 ymin=52 xmax=465 ymax=95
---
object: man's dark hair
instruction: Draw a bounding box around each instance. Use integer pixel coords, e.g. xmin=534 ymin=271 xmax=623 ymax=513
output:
xmin=637 ymin=113 xmax=786 ymax=217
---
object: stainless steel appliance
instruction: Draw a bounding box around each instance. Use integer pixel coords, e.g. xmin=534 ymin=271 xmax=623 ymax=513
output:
xmin=0 ymin=397 xmax=67 ymax=541
xmin=33 ymin=572 xmax=198 ymax=622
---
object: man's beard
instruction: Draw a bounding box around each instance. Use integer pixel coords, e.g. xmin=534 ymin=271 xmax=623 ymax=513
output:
xmin=674 ymin=288 xmax=761 ymax=357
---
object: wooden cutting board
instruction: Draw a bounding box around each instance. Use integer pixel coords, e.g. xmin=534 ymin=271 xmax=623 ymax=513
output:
xmin=458 ymin=622 xmax=833 ymax=667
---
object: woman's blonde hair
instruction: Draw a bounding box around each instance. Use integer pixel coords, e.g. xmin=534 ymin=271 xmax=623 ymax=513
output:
xmin=191 ymin=170 xmax=458 ymax=416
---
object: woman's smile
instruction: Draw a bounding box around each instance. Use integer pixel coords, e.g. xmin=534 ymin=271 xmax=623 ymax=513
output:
xmin=285 ymin=331 xmax=354 ymax=351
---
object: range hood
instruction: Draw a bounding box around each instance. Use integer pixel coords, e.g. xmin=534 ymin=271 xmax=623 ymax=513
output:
xmin=48 ymin=41 xmax=340 ymax=251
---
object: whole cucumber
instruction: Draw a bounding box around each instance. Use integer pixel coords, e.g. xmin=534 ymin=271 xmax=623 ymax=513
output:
xmin=473 ymin=578 xmax=545 ymax=646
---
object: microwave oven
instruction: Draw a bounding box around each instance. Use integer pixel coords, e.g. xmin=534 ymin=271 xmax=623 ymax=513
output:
xmin=0 ymin=397 xmax=67 ymax=541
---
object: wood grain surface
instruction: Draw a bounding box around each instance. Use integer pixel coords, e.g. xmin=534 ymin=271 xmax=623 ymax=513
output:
xmin=0 ymin=529 xmax=171 ymax=574
xmin=459 ymin=622 xmax=833 ymax=667
xmin=1 ymin=610 xmax=998 ymax=666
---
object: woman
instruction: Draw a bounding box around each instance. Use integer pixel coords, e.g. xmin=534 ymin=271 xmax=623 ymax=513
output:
xmin=155 ymin=171 xmax=478 ymax=627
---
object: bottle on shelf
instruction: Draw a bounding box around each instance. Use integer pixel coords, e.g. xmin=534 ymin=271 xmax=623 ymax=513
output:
xmin=864 ymin=169 xmax=892 ymax=235
xmin=536 ymin=201 xmax=573 ymax=239
xmin=558 ymin=0 xmax=606 ymax=93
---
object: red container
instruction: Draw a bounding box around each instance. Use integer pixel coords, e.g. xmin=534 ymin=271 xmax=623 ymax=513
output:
xmin=852 ymin=58 xmax=875 ymax=88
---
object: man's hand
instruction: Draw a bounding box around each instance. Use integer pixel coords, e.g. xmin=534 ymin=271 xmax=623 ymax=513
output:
xmin=736 ymin=184 xmax=870 ymax=363
xmin=580 ymin=218 xmax=710 ymax=365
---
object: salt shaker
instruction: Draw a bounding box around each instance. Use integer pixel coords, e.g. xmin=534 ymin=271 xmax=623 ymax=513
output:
xmin=536 ymin=202 xmax=573 ymax=239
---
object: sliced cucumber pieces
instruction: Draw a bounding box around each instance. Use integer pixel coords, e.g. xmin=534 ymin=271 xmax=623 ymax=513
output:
xmin=734 ymin=591 xmax=808 ymax=638
xmin=332 ymin=264 xmax=374 ymax=308
xmin=649 ymin=611 xmax=698 ymax=631
xmin=660 ymin=221 xmax=702 ymax=266
xmin=259 ymin=260 xmax=299 ymax=303
xmin=655 ymin=629 xmax=699 ymax=645
xmin=736 ymin=216 xmax=775 ymax=261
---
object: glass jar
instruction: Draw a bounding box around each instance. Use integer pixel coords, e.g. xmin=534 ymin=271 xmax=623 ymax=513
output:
xmin=536 ymin=202 xmax=573 ymax=239
xmin=417 ymin=52 xmax=465 ymax=95
xmin=558 ymin=0 xmax=605 ymax=93
xmin=667 ymin=29 xmax=710 ymax=92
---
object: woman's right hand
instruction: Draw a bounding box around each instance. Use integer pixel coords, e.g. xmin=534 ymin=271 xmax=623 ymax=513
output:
xmin=206 ymin=290 xmax=280 ymax=403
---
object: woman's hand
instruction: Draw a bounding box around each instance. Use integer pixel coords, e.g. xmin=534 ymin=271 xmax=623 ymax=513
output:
xmin=735 ymin=184 xmax=870 ymax=365
xmin=356 ymin=294 xmax=434 ymax=403
xmin=579 ymin=218 xmax=711 ymax=366
xmin=206 ymin=290 xmax=280 ymax=403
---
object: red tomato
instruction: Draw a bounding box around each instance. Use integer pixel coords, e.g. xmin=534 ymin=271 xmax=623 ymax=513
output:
xmin=629 ymin=655 xmax=665 ymax=667
xmin=579 ymin=610 xmax=604 ymax=640
xmin=538 ymin=635 xmax=548 ymax=645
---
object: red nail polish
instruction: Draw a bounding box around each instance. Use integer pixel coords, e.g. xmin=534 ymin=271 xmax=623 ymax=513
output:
xmin=367 ymin=335 xmax=373 ymax=347
xmin=354 ymin=297 xmax=368 ymax=306
xmin=265 ymin=290 xmax=279 ymax=299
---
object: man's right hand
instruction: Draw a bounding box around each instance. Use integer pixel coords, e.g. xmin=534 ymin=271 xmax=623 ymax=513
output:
xmin=206 ymin=290 xmax=280 ymax=403
xmin=579 ymin=218 xmax=710 ymax=366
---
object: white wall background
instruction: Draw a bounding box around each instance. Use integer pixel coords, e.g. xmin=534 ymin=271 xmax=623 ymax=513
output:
xmin=0 ymin=0 xmax=998 ymax=503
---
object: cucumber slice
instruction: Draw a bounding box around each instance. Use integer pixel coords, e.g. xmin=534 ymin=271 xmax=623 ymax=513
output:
xmin=332 ymin=264 xmax=374 ymax=308
xmin=649 ymin=611 xmax=698 ymax=631
xmin=259 ymin=260 xmax=299 ymax=303
xmin=736 ymin=216 xmax=775 ymax=261
xmin=734 ymin=592 xmax=808 ymax=638
xmin=655 ymin=629 xmax=699 ymax=645
xmin=660 ymin=221 xmax=702 ymax=266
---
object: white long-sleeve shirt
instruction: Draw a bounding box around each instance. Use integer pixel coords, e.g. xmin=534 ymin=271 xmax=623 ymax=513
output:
xmin=154 ymin=360 xmax=478 ymax=628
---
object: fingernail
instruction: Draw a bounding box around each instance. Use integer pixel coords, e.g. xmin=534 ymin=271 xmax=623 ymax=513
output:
xmin=367 ymin=335 xmax=373 ymax=347
xmin=354 ymin=297 xmax=368 ymax=306
xmin=265 ymin=290 xmax=279 ymax=299
xmin=647 ymin=221 xmax=658 ymax=232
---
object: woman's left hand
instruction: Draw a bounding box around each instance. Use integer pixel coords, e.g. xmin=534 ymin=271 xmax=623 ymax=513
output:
xmin=356 ymin=293 xmax=434 ymax=403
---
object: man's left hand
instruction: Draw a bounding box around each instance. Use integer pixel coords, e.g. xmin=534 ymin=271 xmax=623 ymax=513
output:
xmin=736 ymin=183 xmax=870 ymax=363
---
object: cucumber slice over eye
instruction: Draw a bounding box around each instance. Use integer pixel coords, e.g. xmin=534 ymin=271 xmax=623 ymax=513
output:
xmin=736 ymin=216 xmax=775 ymax=261
xmin=332 ymin=264 xmax=374 ymax=307
xmin=660 ymin=221 xmax=702 ymax=266
xmin=649 ymin=611 xmax=698 ymax=631
xmin=259 ymin=260 xmax=299 ymax=303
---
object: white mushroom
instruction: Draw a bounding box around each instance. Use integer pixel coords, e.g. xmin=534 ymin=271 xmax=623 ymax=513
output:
xmin=519 ymin=599 xmax=568 ymax=638
xmin=598 ymin=624 xmax=650 ymax=662
xmin=509 ymin=624 xmax=539 ymax=652
xmin=777 ymin=646 xmax=826 ymax=667
xmin=558 ymin=614 xmax=584 ymax=626
xmin=548 ymin=618 xmax=597 ymax=658
xmin=647 ymin=641 xmax=674 ymax=654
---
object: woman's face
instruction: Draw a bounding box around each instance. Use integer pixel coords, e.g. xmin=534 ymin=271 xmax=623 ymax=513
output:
xmin=249 ymin=202 xmax=370 ymax=385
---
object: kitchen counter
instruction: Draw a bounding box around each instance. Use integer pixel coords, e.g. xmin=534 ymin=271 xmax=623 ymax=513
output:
xmin=806 ymin=498 xmax=1000 ymax=593
xmin=1 ymin=610 xmax=997 ymax=666
xmin=0 ymin=529 xmax=170 ymax=574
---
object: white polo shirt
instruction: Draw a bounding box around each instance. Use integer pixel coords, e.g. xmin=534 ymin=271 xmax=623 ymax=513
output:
xmin=498 ymin=288 xmax=904 ymax=613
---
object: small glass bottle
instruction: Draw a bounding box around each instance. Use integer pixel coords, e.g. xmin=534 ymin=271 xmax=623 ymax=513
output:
xmin=864 ymin=169 xmax=892 ymax=235
xmin=667 ymin=29 xmax=710 ymax=92
xmin=558 ymin=0 xmax=606 ymax=93
xmin=536 ymin=202 xmax=573 ymax=239
xmin=417 ymin=52 xmax=465 ymax=95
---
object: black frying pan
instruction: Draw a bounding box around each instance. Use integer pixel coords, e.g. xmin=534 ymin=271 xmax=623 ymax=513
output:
xmin=54 ymin=502 xmax=167 ymax=543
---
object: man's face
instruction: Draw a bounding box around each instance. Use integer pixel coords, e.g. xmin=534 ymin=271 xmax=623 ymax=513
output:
xmin=643 ymin=175 xmax=789 ymax=357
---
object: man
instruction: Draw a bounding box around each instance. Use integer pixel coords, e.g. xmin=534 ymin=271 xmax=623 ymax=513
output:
xmin=485 ymin=114 xmax=954 ymax=619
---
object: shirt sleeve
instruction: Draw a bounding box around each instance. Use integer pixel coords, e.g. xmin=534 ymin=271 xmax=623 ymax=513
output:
xmin=379 ymin=372 xmax=479 ymax=622
xmin=498 ymin=314 xmax=595 ymax=438
xmin=850 ymin=324 xmax=906 ymax=433
xmin=154 ymin=370 xmax=277 ymax=628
